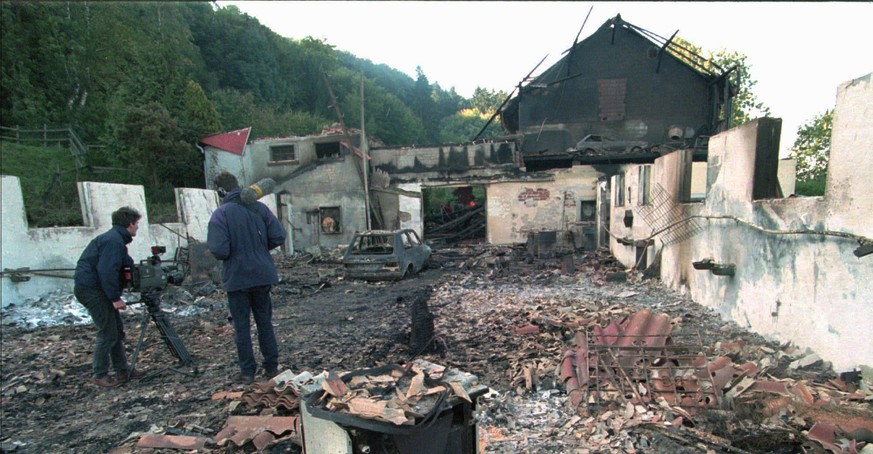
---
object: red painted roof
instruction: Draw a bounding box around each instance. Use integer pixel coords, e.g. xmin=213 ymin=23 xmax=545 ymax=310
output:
xmin=200 ymin=127 xmax=251 ymax=155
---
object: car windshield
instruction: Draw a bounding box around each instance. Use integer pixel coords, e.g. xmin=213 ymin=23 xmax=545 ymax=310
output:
xmin=350 ymin=234 xmax=395 ymax=255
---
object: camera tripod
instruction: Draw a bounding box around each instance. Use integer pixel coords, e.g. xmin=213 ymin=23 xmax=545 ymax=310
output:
xmin=128 ymin=290 xmax=199 ymax=380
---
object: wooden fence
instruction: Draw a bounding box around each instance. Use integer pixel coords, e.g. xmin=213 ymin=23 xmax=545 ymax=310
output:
xmin=0 ymin=125 xmax=87 ymax=168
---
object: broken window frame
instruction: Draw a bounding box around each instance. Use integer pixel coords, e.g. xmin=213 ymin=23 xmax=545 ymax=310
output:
xmin=319 ymin=206 xmax=341 ymax=234
xmin=269 ymin=144 xmax=297 ymax=164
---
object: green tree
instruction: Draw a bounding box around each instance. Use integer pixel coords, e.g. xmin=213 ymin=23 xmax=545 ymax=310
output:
xmin=789 ymin=110 xmax=832 ymax=182
xmin=181 ymin=80 xmax=222 ymax=142
xmin=410 ymin=66 xmax=439 ymax=144
xmin=438 ymin=109 xmax=504 ymax=144
xmin=116 ymin=102 xmax=198 ymax=190
xmin=469 ymin=87 xmax=508 ymax=115
xmin=672 ymin=38 xmax=769 ymax=129
xmin=211 ymin=88 xmax=327 ymax=139
xmin=712 ymin=50 xmax=770 ymax=127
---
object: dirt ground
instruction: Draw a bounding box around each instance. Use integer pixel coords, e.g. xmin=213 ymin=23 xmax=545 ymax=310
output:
xmin=1 ymin=245 xmax=869 ymax=453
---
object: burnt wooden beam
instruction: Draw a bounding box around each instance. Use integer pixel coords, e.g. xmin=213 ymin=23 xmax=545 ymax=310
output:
xmin=566 ymin=5 xmax=594 ymax=76
xmin=656 ymin=30 xmax=679 ymax=74
xmin=472 ymin=54 xmax=548 ymax=142
xmin=428 ymin=206 xmax=485 ymax=234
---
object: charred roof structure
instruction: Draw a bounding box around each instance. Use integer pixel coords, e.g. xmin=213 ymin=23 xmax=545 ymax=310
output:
xmin=502 ymin=14 xmax=736 ymax=170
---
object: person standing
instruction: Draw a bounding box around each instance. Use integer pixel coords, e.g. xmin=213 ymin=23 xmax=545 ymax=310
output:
xmin=207 ymin=172 xmax=286 ymax=384
xmin=74 ymin=206 xmax=145 ymax=388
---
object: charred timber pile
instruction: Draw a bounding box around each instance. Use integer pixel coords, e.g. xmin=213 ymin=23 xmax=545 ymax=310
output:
xmin=425 ymin=205 xmax=485 ymax=244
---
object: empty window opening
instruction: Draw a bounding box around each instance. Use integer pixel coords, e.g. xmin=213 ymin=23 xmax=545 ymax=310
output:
xmin=639 ymin=165 xmax=652 ymax=205
xmin=679 ymin=150 xmax=706 ymax=203
xmin=752 ymin=118 xmax=785 ymax=200
xmin=320 ymin=206 xmax=341 ymax=234
xmin=270 ymin=144 xmax=296 ymax=163
xmin=315 ymin=141 xmax=342 ymax=160
xmin=350 ymin=233 xmax=394 ymax=255
xmin=614 ymin=173 xmax=626 ymax=207
xmin=402 ymin=230 xmax=421 ymax=249
xmin=578 ymin=200 xmax=596 ymax=223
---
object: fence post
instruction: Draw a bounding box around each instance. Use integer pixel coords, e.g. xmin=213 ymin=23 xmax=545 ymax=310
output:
xmin=43 ymin=124 xmax=47 ymax=147
xmin=16 ymin=125 xmax=20 ymax=143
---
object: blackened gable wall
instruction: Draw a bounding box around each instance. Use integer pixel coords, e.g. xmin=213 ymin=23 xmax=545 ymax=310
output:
xmin=513 ymin=18 xmax=719 ymax=155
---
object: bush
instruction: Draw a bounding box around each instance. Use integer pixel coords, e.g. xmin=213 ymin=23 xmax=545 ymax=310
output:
xmin=795 ymin=175 xmax=826 ymax=196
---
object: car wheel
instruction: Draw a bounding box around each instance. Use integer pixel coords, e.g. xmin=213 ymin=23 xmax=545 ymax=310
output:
xmin=584 ymin=148 xmax=596 ymax=154
xmin=403 ymin=264 xmax=415 ymax=279
xmin=631 ymin=146 xmax=642 ymax=152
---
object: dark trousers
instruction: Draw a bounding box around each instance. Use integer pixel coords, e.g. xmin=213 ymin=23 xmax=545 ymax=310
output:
xmin=227 ymin=285 xmax=278 ymax=376
xmin=74 ymin=285 xmax=129 ymax=378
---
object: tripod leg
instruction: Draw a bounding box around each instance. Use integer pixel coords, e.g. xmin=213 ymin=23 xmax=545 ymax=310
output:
xmin=128 ymin=310 xmax=151 ymax=381
xmin=150 ymin=311 xmax=195 ymax=368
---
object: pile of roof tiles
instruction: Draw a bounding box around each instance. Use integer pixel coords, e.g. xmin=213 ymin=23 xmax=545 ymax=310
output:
xmin=313 ymin=362 xmax=476 ymax=426
xmin=557 ymin=308 xmax=873 ymax=453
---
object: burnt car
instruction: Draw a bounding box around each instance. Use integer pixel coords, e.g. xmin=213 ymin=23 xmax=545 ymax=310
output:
xmin=573 ymin=134 xmax=648 ymax=154
xmin=342 ymin=229 xmax=432 ymax=280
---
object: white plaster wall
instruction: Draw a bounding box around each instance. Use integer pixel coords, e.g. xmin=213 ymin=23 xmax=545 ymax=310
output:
xmin=825 ymin=73 xmax=873 ymax=237
xmin=1 ymin=178 xmax=281 ymax=308
xmin=607 ymin=77 xmax=872 ymax=370
xmin=649 ymin=103 xmax=873 ymax=371
xmin=397 ymin=183 xmax=423 ymax=238
xmin=175 ymin=188 xmax=219 ymax=242
xmin=204 ymin=147 xmax=246 ymax=190
xmin=487 ymin=166 xmax=601 ymax=245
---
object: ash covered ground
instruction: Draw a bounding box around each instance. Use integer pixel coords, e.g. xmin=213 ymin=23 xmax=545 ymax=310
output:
xmin=1 ymin=246 xmax=868 ymax=453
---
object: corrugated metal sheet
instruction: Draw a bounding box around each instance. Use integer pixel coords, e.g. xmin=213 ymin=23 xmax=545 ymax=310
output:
xmin=200 ymin=127 xmax=251 ymax=155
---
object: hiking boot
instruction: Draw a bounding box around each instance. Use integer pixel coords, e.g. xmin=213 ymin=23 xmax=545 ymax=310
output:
xmin=264 ymin=368 xmax=279 ymax=378
xmin=233 ymin=373 xmax=254 ymax=385
xmin=118 ymin=368 xmax=146 ymax=383
xmin=94 ymin=375 xmax=119 ymax=388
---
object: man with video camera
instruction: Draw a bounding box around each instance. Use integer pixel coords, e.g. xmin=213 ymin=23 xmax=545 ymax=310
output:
xmin=208 ymin=172 xmax=286 ymax=385
xmin=73 ymin=206 xmax=146 ymax=388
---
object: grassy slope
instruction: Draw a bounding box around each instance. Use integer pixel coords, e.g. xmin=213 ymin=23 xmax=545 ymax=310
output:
xmin=0 ymin=142 xmax=174 ymax=226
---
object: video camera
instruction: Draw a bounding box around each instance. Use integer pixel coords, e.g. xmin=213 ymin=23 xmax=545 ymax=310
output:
xmin=124 ymin=246 xmax=185 ymax=294
xmin=123 ymin=246 xmax=198 ymax=378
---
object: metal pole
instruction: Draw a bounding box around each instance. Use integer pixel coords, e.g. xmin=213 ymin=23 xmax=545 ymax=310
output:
xmin=361 ymin=75 xmax=371 ymax=231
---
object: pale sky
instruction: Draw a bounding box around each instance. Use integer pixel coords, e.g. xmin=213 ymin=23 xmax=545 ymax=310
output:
xmin=221 ymin=1 xmax=872 ymax=155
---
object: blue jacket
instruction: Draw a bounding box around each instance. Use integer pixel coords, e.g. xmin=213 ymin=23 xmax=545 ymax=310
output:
xmin=74 ymin=224 xmax=135 ymax=301
xmin=207 ymin=189 xmax=286 ymax=292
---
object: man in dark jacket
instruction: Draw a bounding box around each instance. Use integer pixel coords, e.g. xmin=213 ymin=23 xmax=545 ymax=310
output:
xmin=207 ymin=172 xmax=286 ymax=384
xmin=74 ymin=206 xmax=145 ymax=388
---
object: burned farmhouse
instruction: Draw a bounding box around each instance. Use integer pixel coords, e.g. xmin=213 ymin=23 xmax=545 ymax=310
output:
xmin=503 ymin=15 xmax=734 ymax=170
xmin=1 ymin=13 xmax=871 ymax=454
